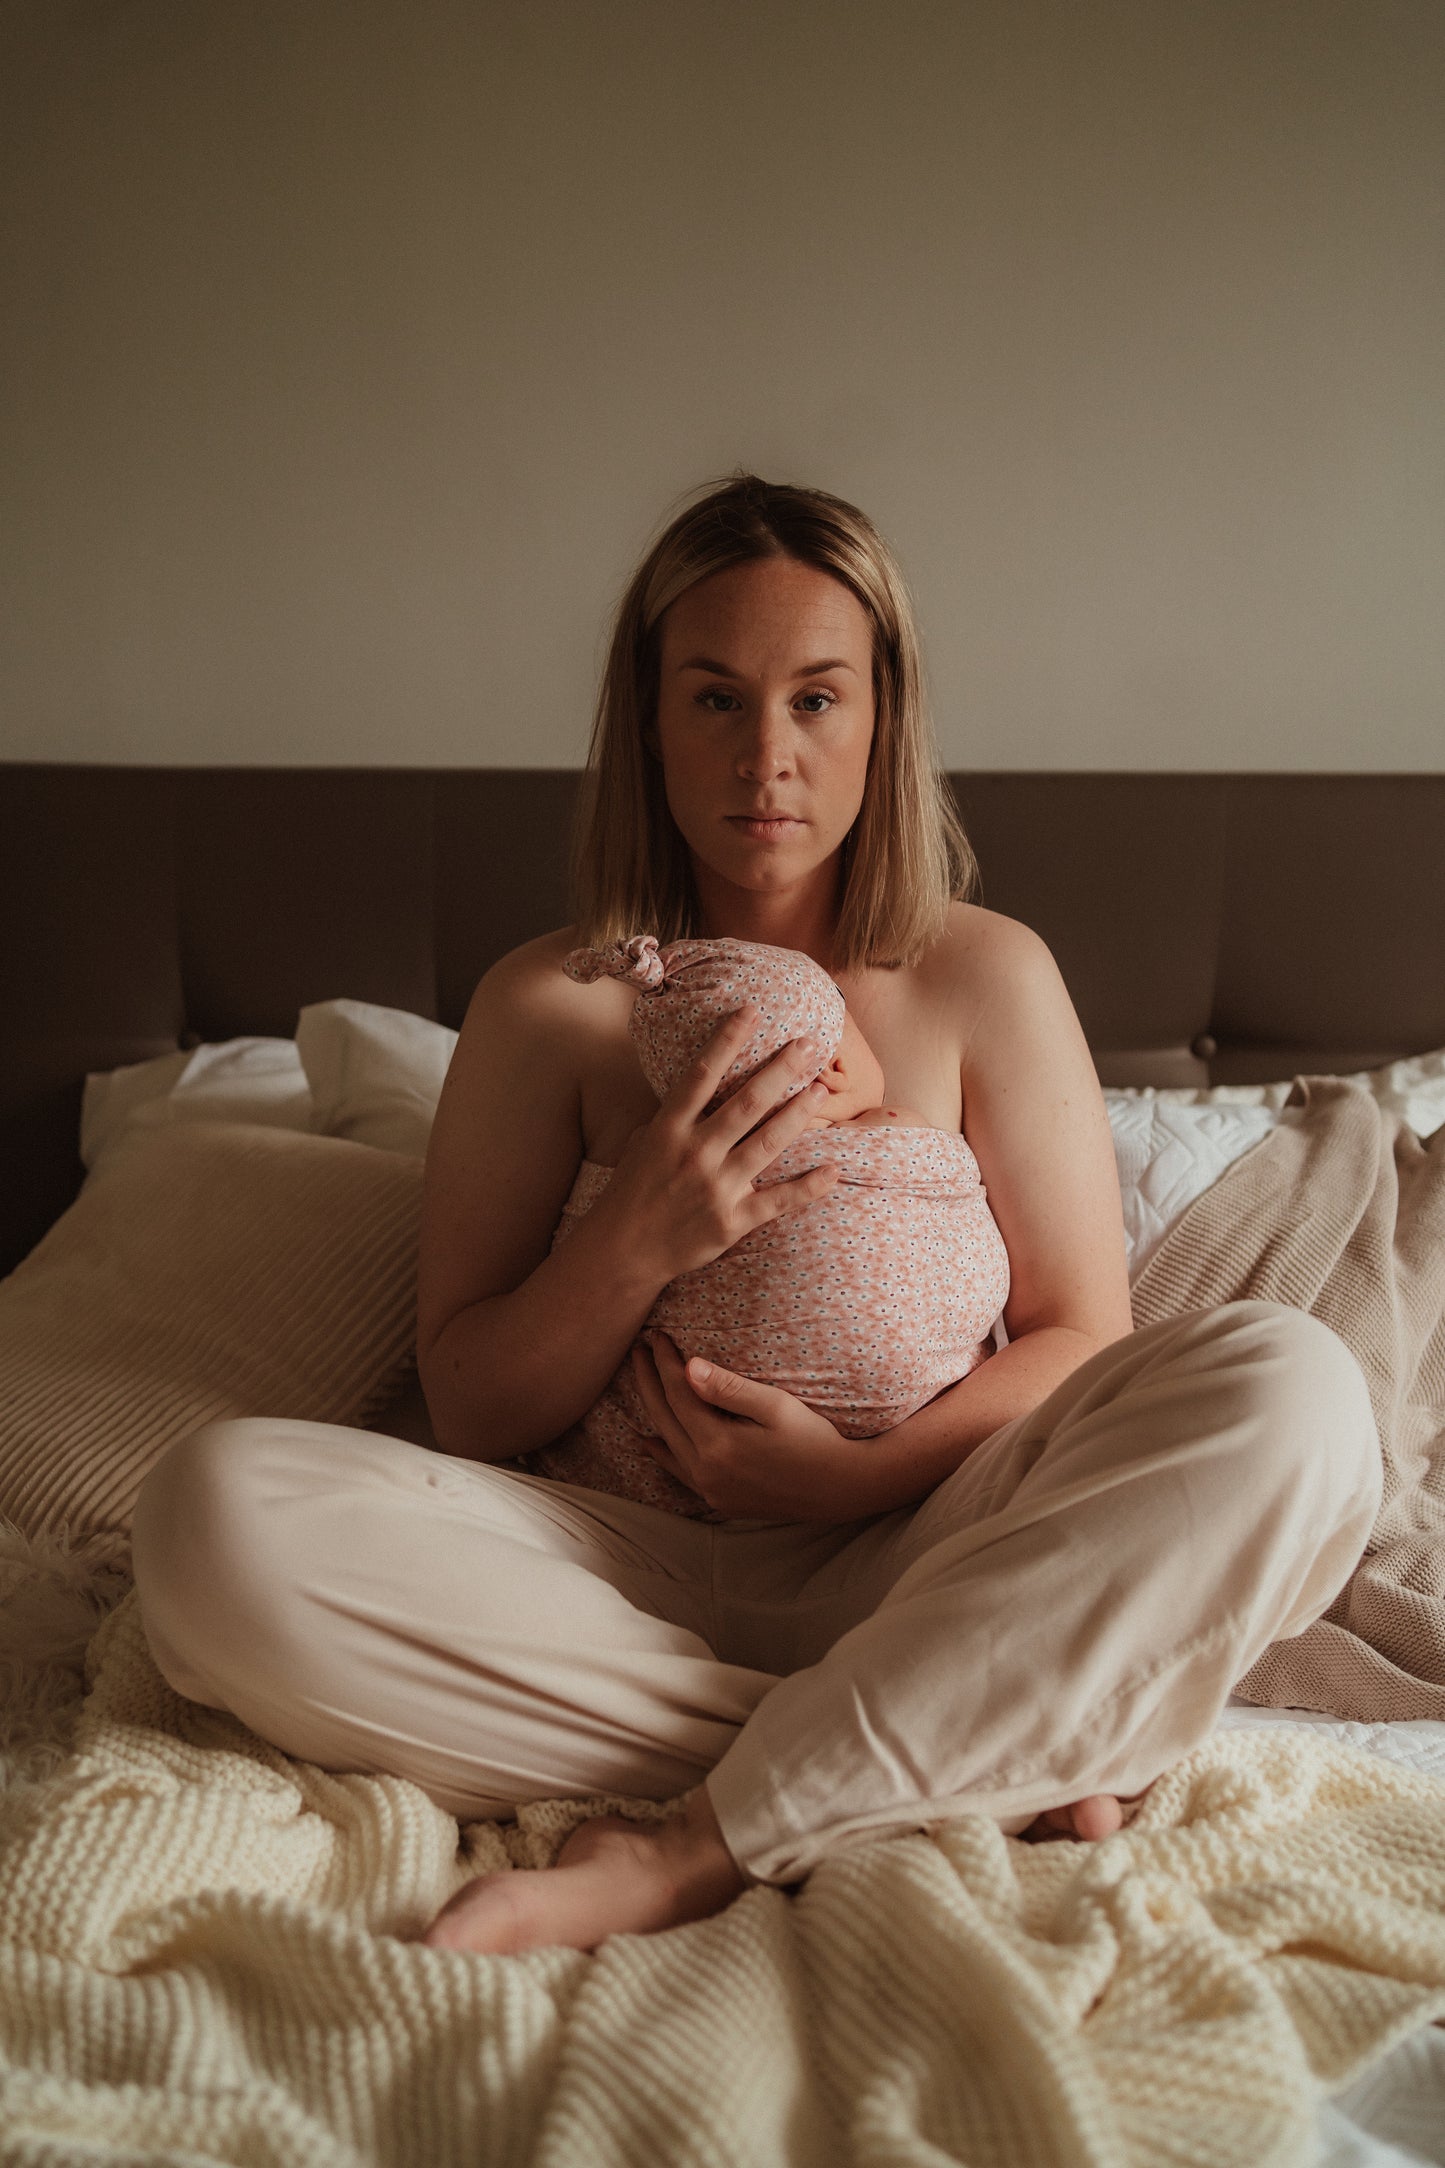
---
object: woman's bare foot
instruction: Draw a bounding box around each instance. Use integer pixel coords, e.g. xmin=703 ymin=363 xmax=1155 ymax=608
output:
xmin=421 ymin=1787 xmax=746 ymax=1955
xmin=420 ymin=1782 xmax=1136 ymax=1953
xmin=1024 ymin=1793 xmax=1128 ymax=1842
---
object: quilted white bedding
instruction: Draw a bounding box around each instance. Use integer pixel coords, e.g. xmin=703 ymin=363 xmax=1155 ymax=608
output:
xmin=1107 ymin=1098 xmax=1280 ymax=1276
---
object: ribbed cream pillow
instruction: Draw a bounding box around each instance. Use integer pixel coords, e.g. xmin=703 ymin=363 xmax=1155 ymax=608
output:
xmin=0 ymin=1123 xmax=424 ymax=1544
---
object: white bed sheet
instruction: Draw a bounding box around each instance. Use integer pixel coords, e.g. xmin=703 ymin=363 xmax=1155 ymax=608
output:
xmin=1216 ymin=1704 xmax=1445 ymax=2165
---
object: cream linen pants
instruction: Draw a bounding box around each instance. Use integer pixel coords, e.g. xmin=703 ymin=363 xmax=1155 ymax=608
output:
xmin=132 ymin=1302 xmax=1381 ymax=1886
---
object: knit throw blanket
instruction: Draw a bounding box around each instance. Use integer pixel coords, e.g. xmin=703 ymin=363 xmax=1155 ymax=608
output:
xmin=1133 ymin=1079 xmax=1445 ymax=1721
xmin=1 ymin=1595 xmax=1445 ymax=2166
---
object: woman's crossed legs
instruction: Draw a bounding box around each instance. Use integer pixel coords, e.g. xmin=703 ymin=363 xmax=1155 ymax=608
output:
xmin=132 ymin=1301 xmax=1381 ymax=1951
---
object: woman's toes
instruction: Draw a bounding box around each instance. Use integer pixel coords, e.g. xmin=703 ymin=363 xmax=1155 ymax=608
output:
xmin=1066 ymin=1794 xmax=1125 ymax=1841
xmin=422 ymin=1871 xmax=541 ymax=1953
xmin=1022 ymin=1792 xmax=1128 ymax=1843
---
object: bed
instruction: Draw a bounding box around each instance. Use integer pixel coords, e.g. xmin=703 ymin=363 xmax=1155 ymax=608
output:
xmin=1 ymin=763 xmax=1443 ymax=2167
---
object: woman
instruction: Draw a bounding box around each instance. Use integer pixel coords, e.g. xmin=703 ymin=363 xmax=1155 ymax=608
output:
xmin=132 ymin=476 xmax=1381 ymax=1957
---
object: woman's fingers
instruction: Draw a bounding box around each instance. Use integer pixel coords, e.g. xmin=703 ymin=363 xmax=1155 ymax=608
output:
xmin=680 ymin=1352 xmax=779 ymax=1423
xmin=652 ymin=1001 xmax=831 ymax=1165
xmin=634 ymin=1009 xmax=836 ymax=1277
xmin=630 ymin=1340 xmax=702 ymax=1481
xmin=645 ymin=1333 xmax=724 ymax=1435
xmin=745 ymin=1160 xmax=841 ymax=1228
xmin=661 ymin=1005 xmax=762 ymax=1124
xmin=632 ymin=1335 xmax=693 ymax=1456
xmin=730 ymin=1078 xmax=832 ymax=1182
xmin=701 ymin=1034 xmax=827 ymax=1154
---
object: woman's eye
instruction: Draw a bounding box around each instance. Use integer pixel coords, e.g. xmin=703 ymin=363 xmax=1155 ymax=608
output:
xmin=693 ymin=687 xmax=836 ymax=716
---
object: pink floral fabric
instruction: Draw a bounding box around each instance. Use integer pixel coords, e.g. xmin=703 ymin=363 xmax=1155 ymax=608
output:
xmin=529 ymin=1130 xmax=1011 ymax=1520
xmin=534 ymin=935 xmax=1011 ymax=1518
xmin=563 ymin=936 xmax=845 ymax=1112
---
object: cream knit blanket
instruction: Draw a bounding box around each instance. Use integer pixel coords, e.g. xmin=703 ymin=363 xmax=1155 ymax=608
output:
xmin=1133 ymin=1079 xmax=1445 ymax=1721
xmin=1 ymin=1595 xmax=1444 ymax=2167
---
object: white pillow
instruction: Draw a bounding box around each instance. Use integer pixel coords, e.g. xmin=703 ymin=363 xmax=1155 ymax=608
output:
xmin=1103 ymin=1046 xmax=1445 ymax=1280
xmin=1106 ymin=1099 xmax=1278 ymax=1279
xmin=295 ymin=999 xmax=457 ymax=1158
xmin=1108 ymin=1046 xmax=1445 ymax=1140
xmin=81 ymin=1038 xmax=312 ymax=1171
xmin=82 ymin=1007 xmax=1445 ymax=1290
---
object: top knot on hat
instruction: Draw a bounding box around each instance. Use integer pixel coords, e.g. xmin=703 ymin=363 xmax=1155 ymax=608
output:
xmin=562 ymin=936 xmax=845 ymax=1108
xmin=564 ymin=933 xmax=667 ymax=993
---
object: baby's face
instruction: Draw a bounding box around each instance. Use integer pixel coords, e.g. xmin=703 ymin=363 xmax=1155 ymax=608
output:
xmin=810 ymin=1010 xmax=887 ymax=1124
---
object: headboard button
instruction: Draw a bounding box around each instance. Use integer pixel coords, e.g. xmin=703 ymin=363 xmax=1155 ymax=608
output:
xmin=1191 ymin=1033 xmax=1219 ymax=1060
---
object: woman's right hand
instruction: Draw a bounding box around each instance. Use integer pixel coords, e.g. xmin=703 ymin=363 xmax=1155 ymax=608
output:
xmin=595 ymin=1005 xmax=841 ymax=1283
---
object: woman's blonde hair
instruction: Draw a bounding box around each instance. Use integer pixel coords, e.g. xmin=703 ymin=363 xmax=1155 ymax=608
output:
xmin=570 ymin=473 xmax=977 ymax=971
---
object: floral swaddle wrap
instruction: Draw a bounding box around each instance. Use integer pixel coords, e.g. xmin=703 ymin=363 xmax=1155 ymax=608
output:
xmin=527 ymin=936 xmax=1010 ymax=1518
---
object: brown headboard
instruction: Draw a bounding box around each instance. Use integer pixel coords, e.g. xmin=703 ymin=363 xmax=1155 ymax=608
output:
xmin=3 ymin=766 xmax=1442 ymax=1278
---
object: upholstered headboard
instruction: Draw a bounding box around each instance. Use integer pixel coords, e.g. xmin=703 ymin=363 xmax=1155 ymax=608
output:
xmin=3 ymin=765 xmax=1442 ymax=1277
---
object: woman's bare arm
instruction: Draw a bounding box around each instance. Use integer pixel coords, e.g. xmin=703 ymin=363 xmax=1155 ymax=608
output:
xmin=416 ymin=936 xmax=840 ymax=1461
xmin=627 ymin=909 xmax=1134 ymax=1521
xmin=832 ymin=909 xmax=1134 ymax=1508
xmin=416 ymin=942 xmax=644 ymax=1458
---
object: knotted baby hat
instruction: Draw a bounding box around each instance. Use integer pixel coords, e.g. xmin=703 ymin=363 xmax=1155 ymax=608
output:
xmin=563 ymin=935 xmax=845 ymax=1107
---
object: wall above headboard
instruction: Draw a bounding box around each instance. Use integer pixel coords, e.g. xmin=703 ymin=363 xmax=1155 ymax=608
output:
xmin=2 ymin=1 xmax=1442 ymax=773
xmin=3 ymin=764 xmax=1442 ymax=1277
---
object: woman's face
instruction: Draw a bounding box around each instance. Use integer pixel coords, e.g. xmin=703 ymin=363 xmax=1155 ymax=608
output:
xmin=653 ymin=555 xmax=876 ymax=908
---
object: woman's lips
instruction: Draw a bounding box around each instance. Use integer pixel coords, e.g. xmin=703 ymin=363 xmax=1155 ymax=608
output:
xmin=726 ymin=814 xmax=805 ymax=841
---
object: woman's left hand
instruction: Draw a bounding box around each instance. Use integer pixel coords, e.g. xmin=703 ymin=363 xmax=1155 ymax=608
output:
xmin=633 ymin=1335 xmax=1141 ymax=1839
xmin=631 ymin=1335 xmax=879 ymax=1522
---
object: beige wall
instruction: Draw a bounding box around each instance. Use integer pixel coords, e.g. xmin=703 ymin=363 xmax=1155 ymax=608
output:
xmin=3 ymin=0 xmax=1442 ymax=770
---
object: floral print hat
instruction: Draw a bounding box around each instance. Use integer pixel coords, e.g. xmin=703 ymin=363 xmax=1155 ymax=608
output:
xmin=563 ymin=935 xmax=845 ymax=1109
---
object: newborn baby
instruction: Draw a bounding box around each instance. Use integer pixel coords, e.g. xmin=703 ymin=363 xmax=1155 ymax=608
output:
xmin=528 ymin=935 xmax=1011 ymax=1518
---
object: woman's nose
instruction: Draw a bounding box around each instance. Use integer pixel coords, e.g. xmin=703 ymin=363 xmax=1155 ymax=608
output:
xmin=735 ymin=713 xmax=794 ymax=781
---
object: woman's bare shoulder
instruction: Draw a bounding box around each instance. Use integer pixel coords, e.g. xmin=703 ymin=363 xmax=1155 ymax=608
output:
xmin=446 ymin=925 xmax=639 ymax=1133
xmin=456 ymin=925 xmax=624 ymax=1055
xmin=465 ymin=925 xmax=583 ymax=1018
xmin=920 ymin=902 xmax=1057 ymax=1002
xmin=915 ymin=903 xmax=1075 ymax=1074
xmin=431 ymin=931 xmax=591 ymax=1147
